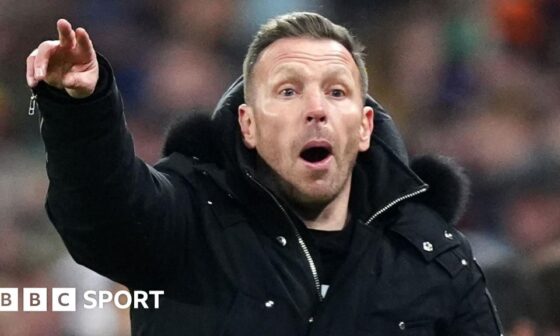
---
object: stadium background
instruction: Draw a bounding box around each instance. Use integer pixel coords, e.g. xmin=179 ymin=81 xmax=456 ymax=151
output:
xmin=1 ymin=0 xmax=559 ymax=335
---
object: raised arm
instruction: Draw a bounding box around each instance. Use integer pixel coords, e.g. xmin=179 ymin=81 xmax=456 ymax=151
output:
xmin=26 ymin=20 xmax=191 ymax=289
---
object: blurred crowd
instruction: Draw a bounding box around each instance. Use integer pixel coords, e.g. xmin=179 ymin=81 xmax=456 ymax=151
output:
xmin=1 ymin=0 xmax=559 ymax=335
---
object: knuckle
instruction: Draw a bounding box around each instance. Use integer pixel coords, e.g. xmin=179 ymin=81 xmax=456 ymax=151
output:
xmin=37 ymin=40 xmax=50 ymax=49
xmin=38 ymin=40 xmax=58 ymax=51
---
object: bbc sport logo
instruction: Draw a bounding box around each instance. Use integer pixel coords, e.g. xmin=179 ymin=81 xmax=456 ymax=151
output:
xmin=0 ymin=288 xmax=164 ymax=312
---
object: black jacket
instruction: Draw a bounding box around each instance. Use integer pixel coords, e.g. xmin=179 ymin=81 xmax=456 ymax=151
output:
xmin=37 ymin=56 xmax=503 ymax=335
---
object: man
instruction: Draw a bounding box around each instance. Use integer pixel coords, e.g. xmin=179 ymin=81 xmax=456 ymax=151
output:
xmin=26 ymin=12 xmax=503 ymax=335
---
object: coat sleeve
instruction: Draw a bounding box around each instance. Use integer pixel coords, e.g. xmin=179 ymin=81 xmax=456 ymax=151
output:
xmin=448 ymin=235 xmax=504 ymax=336
xmin=37 ymin=55 xmax=193 ymax=289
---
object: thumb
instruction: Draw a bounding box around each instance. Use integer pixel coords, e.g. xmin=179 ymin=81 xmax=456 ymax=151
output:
xmin=62 ymin=65 xmax=98 ymax=98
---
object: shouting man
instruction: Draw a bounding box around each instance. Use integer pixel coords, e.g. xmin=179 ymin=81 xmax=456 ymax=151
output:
xmin=26 ymin=12 xmax=502 ymax=335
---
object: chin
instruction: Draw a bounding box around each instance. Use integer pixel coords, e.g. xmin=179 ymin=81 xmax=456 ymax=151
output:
xmin=289 ymin=184 xmax=338 ymax=207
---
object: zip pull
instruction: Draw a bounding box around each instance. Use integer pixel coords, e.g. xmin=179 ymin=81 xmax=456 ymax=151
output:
xmin=28 ymin=93 xmax=37 ymax=115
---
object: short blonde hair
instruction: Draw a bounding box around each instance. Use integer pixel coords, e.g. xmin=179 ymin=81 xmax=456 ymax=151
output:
xmin=243 ymin=12 xmax=368 ymax=103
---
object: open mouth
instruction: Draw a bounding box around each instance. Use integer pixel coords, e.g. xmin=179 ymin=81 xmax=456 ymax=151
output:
xmin=299 ymin=142 xmax=332 ymax=163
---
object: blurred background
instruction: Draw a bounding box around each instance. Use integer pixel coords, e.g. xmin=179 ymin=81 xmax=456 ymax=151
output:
xmin=1 ymin=0 xmax=560 ymax=335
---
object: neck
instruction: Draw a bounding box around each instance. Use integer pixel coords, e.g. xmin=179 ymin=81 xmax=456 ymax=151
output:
xmin=254 ymin=158 xmax=353 ymax=231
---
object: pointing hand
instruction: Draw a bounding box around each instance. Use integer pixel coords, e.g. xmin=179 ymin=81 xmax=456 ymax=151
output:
xmin=26 ymin=19 xmax=99 ymax=99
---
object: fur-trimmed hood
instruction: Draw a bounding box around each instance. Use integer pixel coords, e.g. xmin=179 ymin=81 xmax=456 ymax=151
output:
xmin=162 ymin=77 xmax=469 ymax=225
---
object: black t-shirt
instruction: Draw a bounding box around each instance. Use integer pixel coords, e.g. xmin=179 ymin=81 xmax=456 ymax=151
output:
xmin=307 ymin=219 xmax=354 ymax=296
xmin=305 ymin=166 xmax=368 ymax=297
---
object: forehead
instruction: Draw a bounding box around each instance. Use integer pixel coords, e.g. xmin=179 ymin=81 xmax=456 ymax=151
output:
xmin=254 ymin=37 xmax=358 ymax=76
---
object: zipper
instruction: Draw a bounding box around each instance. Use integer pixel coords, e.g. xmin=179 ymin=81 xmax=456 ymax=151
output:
xmin=244 ymin=170 xmax=323 ymax=302
xmin=364 ymin=186 xmax=428 ymax=226
xmin=28 ymin=92 xmax=38 ymax=115
xmin=244 ymin=170 xmax=427 ymax=301
xmin=29 ymin=91 xmax=47 ymax=161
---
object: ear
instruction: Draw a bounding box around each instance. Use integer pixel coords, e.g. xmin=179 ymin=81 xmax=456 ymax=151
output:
xmin=358 ymin=106 xmax=374 ymax=152
xmin=238 ymin=103 xmax=257 ymax=149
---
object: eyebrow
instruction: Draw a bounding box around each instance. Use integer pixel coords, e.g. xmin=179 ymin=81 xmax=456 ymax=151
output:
xmin=323 ymin=67 xmax=353 ymax=81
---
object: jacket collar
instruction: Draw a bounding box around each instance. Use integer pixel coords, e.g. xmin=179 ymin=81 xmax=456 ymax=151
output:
xmin=162 ymin=76 xmax=469 ymax=227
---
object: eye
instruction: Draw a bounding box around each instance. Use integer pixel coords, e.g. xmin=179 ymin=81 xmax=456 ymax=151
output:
xmin=280 ymin=88 xmax=296 ymax=97
xmin=330 ymin=88 xmax=346 ymax=98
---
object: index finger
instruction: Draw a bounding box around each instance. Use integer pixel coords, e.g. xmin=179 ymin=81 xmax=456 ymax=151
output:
xmin=57 ymin=18 xmax=76 ymax=49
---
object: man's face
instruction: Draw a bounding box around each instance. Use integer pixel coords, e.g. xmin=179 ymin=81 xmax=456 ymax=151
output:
xmin=238 ymin=37 xmax=373 ymax=207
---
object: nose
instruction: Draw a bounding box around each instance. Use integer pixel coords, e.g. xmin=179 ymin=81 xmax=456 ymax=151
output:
xmin=304 ymin=90 xmax=327 ymax=124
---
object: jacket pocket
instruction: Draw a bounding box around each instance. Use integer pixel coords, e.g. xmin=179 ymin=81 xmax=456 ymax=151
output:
xmin=220 ymin=291 xmax=265 ymax=336
xmin=220 ymin=291 xmax=295 ymax=336
xmin=357 ymin=317 xmax=435 ymax=336
xmin=398 ymin=320 xmax=435 ymax=336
